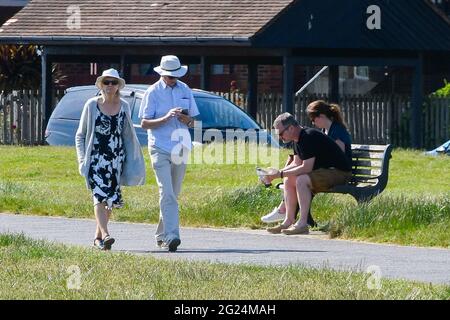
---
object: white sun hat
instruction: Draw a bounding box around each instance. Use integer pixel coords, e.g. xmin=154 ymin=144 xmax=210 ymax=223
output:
xmin=95 ymin=68 xmax=126 ymax=89
xmin=153 ymin=55 xmax=188 ymax=78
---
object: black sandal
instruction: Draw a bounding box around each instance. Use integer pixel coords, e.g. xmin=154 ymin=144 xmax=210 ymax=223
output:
xmin=93 ymin=238 xmax=104 ymax=250
xmin=102 ymin=235 xmax=115 ymax=250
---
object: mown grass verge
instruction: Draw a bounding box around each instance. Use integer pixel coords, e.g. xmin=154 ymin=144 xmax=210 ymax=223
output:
xmin=1 ymin=233 xmax=448 ymax=300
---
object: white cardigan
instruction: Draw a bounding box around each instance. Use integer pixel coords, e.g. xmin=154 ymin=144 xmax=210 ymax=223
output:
xmin=75 ymin=97 xmax=146 ymax=189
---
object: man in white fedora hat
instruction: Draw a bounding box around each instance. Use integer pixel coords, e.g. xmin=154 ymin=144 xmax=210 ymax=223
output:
xmin=138 ymin=55 xmax=199 ymax=252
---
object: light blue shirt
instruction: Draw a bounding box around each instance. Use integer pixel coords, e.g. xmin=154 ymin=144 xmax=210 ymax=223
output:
xmin=139 ymin=78 xmax=200 ymax=153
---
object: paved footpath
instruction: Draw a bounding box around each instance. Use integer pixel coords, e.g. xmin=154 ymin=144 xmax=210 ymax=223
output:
xmin=1 ymin=213 xmax=449 ymax=285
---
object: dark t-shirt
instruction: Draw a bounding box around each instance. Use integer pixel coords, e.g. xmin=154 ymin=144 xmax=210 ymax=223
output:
xmin=327 ymin=122 xmax=352 ymax=162
xmin=293 ymin=127 xmax=351 ymax=172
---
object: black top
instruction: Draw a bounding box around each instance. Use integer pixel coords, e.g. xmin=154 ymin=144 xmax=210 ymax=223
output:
xmin=327 ymin=122 xmax=352 ymax=162
xmin=293 ymin=127 xmax=351 ymax=172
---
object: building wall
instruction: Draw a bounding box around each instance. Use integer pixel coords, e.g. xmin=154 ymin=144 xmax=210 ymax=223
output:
xmin=55 ymin=61 xmax=449 ymax=96
xmin=55 ymin=63 xmax=119 ymax=89
xmin=57 ymin=63 xmax=288 ymax=93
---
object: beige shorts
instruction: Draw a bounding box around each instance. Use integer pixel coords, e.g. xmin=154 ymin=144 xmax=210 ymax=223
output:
xmin=307 ymin=168 xmax=352 ymax=194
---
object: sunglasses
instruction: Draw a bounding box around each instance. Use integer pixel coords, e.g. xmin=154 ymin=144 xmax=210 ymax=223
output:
xmin=165 ymin=76 xmax=178 ymax=80
xmin=102 ymin=79 xmax=119 ymax=86
xmin=277 ymin=125 xmax=291 ymax=137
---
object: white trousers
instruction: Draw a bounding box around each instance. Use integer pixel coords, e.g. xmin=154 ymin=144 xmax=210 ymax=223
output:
xmin=150 ymin=146 xmax=187 ymax=243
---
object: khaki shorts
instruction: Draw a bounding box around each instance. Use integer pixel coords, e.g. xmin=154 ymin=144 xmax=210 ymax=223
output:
xmin=307 ymin=168 xmax=352 ymax=194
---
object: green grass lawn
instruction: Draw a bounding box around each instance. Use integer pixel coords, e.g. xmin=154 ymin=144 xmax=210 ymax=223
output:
xmin=1 ymin=233 xmax=448 ymax=300
xmin=0 ymin=145 xmax=449 ymax=248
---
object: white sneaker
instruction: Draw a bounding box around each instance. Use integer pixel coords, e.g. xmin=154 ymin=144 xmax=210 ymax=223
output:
xmin=261 ymin=207 xmax=286 ymax=223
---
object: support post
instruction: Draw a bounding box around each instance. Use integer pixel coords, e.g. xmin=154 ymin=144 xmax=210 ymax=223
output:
xmin=282 ymin=55 xmax=294 ymax=114
xmin=247 ymin=63 xmax=258 ymax=118
xmin=121 ymin=55 xmax=131 ymax=84
xmin=41 ymin=49 xmax=53 ymax=137
xmin=411 ymin=54 xmax=423 ymax=148
xmin=200 ymin=56 xmax=210 ymax=91
xmin=329 ymin=65 xmax=339 ymax=104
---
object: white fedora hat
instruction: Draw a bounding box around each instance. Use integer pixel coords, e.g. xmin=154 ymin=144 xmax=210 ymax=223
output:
xmin=95 ymin=68 xmax=126 ymax=89
xmin=154 ymin=55 xmax=188 ymax=78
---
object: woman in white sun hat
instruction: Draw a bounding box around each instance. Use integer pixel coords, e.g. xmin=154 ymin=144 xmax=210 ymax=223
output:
xmin=76 ymin=68 xmax=145 ymax=250
xmin=139 ymin=55 xmax=200 ymax=252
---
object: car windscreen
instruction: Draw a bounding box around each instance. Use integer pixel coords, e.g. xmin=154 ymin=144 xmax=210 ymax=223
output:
xmin=51 ymin=89 xmax=134 ymax=120
xmin=195 ymin=97 xmax=260 ymax=130
xmin=50 ymin=89 xmax=97 ymax=120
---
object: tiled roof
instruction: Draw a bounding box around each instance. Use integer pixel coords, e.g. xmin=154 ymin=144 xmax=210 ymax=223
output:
xmin=0 ymin=0 xmax=294 ymax=40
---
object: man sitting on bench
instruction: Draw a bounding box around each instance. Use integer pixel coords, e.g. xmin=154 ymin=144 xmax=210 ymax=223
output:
xmin=261 ymin=100 xmax=352 ymax=225
xmin=262 ymin=112 xmax=352 ymax=235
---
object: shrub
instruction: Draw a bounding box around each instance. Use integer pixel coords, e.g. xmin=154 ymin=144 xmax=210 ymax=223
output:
xmin=431 ymin=79 xmax=450 ymax=98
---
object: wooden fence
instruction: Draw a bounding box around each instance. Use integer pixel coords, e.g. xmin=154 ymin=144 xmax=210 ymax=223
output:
xmin=422 ymin=97 xmax=450 ymax=149
xmin=1 ymin=90 xmax=449 ymax=148
xmin=0 ymin=89 xmax=65 ymax=145
xmin=216 ymin=92 xmax=450 ymax=149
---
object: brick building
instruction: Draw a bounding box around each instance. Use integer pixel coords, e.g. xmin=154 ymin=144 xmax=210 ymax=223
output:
xmin=2 ymin=0 xmax=450 ymax=96
xmin=1 ymin=0 xmax=450 ymax=146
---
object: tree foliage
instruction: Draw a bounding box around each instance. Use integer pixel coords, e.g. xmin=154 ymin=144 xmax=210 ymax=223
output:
xmin=0 ymin=44 xmax=66 ymax=94
xmin=0 ymin=44 xmax=41 ymax=93
xmin=432 ymin=79 xmax=450 ymax=98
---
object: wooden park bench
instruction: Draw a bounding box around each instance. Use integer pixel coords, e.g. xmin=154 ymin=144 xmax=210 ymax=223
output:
xmin=325 ymin=144 xmax=393 ymax=203
xmin=277 ymin=144 xmax=393 ymax=205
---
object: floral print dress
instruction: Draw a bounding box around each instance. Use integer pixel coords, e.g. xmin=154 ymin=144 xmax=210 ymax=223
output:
xmin=88 ymin=104 xmax=126 ymax=209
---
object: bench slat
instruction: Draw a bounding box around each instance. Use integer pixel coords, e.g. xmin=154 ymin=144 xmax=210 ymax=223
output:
xmin=353 ymin=174 xmax=379 ymax=180
xmin=352 ymin=159 xmax=382 ymax=167
xmin=352 ymin=177 xmax=378 ymax=184
xmin=351 ymin=179 xmax=378 ymax=185
xmin=352 ymin=151 xmax=386 ymax=159
xmin=351 ymin=144 xmax=389 ymax=151
xmin=353 ymin=168 xmax=382 ymax=176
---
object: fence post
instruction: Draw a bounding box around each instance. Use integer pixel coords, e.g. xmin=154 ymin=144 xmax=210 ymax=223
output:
xmin=0 ymin=92 xmax=5 ymax=144
xmin=445 ymin=98 xmax=450 ymax=145
xmin=377 ymin=96 xmax=382 ymax=144
xmin=1 ymin=93 xmax=7 ymax=144
xmin=23 ymin=90 xmax=31 ymax=145
xmin=29 ymin=90 xmax=36 ymax=145
xmin=8 ymin=93 xmax=13 ymax=145
xmin=387 ymin=95 xmax=391 ymax=145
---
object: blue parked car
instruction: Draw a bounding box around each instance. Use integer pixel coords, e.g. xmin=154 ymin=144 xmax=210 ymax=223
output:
xmin=45 ymin=85 xmax=278 ymax=146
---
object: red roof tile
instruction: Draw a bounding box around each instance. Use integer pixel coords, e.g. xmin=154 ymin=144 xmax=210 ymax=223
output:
xmin=0 ymin=0 xmax=294 ymax=40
